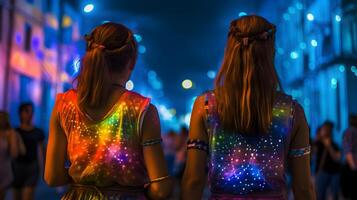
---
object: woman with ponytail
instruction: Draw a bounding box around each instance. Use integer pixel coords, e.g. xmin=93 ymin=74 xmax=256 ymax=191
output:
xmin=45 ymin=23 xmax=172 ymax=200
xmin=182 ymin=15 xmax=315 ymax=200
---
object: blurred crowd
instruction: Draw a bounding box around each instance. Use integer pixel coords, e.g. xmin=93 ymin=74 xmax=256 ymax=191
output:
xmin=0 ymin=101 xmax=357 ymax=200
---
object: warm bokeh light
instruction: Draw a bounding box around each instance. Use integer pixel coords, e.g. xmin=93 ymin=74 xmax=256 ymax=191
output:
xmin=182 ymin=79 xmax=193 ymax=89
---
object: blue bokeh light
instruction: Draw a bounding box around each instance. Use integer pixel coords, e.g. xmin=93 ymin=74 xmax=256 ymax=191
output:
xmin=83 ymin=4 xmax=94 ymax=13
xmin=138 ymin=45 xmax=146 ymax=54
xmin=290 ymin=51 xmax=299 ymax=59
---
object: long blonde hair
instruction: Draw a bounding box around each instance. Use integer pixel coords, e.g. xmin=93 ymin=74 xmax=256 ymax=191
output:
xmin=215 ymin=15 xmax=280 ymax=134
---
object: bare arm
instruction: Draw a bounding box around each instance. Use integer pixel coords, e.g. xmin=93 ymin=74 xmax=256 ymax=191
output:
xmin=289 ymin=104 xmax=315 ymax=200
xmin=343 ymin=131 xmax=356 ymax=170
xmin=181 ymin=95 xmax=208 ymax=200
xmin=346 ymin=153 xmax=356 ymax=170
xmin=44 ymin=105 xmax=71 ymax=186
xmin=8 ymin=130 xmax=20 ymax=158
xmin=142 ymin=104 xmax=173 ymax=200
xmin=38 ymin=140 xmax=45 ymax=178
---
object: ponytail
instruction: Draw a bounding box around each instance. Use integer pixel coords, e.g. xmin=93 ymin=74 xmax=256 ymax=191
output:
xmin=77 ymin=47 xmax=110 ymax=108
xmin=75 ymin=23 xmax=137 ymax=109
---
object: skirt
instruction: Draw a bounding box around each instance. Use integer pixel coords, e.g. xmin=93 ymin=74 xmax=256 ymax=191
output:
xmin=61 ymin=184 xmax=147 ymax=200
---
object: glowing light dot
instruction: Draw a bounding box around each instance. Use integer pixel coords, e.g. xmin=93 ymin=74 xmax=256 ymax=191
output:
xmin=134 ymin=34 xmax=142 ymax=42
xmin=335 ymin=15 xmax=341 ymax=22
xmin=83 ymin=4 xmax=94 ymax=13
xmin=331 ymin=78 xmax=337 ymax=89
xmin=290 ymin=51 xmax=299 ymax=59
xmin=339 ymin=65 xmax=345 ymax=72
xmin=307 ymin=13 xmax=314 ymax=21
xmin=126 ymin=80 xmax=134 ymax=91
xmin=311 ymin=39 xmax=318 ymax=47
xmin=239 ymin=12 xmax=247 ymax=17
xmin=207 ymin=70 xmax=216 ymax=79
xmin=182 ymin=79 xmax=193 ymax=89
xmin=138 ymin=45 xmax=146 ymax=54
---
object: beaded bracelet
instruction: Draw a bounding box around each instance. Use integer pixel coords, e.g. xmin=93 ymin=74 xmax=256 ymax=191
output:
xmin=187 ymin=139 xmax=209 ymax=154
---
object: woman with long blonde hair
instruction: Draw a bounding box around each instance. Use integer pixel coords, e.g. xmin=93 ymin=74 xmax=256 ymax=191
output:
xmin=182 ymin=15 xmax=315 ymax=200
xmin=45 ymin=22 xmax=172 ymax=199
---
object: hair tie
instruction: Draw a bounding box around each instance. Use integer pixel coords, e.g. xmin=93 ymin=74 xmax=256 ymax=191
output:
xmin=242 ymin=37 xmax=249 ymax=46
xmin=92 ymin=43 xmax=106 ymax=50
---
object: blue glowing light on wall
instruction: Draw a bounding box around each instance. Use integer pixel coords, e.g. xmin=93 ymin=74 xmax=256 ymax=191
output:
xmin=307 ymin=13 xmax=314 ymax=21
xmin=311 ymin=39 xmax=318 ymax=47
xmin=290 ymin=51 xmax=299 ymax=59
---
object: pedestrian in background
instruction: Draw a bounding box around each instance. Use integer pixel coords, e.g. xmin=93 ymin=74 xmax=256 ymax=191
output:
xmin=12 ymin=103 xmax=45 ymax=200
xmin=314 ymin=121 xmax=341 ymax=200
xmin=0 ymin=111 xmax=25 ymax=200
xmin=341 ymin=115 xmax=357 ymax=200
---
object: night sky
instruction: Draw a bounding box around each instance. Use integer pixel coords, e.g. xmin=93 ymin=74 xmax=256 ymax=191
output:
xmin=81 ymin=0 xmax=277 ymax=116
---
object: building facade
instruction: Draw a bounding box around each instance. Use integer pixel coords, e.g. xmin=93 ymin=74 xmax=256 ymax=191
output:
xmin=272 ymin=0 xmax=357 ymax=142
xmin=0 ymin=0 xmax=81 ymax=132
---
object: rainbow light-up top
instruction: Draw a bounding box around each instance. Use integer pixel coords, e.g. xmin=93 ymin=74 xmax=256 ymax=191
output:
xmin=56 ymin=90 xmax=150 ymax=187
xmin=205 ymin=91 xmax=294 ymax=198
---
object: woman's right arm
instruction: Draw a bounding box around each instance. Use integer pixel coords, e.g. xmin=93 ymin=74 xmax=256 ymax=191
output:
xmin=142 ymin=104 xmax=173 ymax=199
xmin=44 ymin=102 xmax=71 ymax=186
xmin=181 ymin=95 xmax=208 ymax=200
xmin=289 ymin=103 xmax=316 ymax=200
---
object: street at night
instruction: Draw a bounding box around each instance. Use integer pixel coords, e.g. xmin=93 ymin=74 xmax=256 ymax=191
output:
xmin=0 ymin=0 xmax=357 ymax=199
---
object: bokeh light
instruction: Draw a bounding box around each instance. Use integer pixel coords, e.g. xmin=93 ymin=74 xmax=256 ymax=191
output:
xmin=83 ymin=4 xmax=94 ymax=13
xmin=310 ymin=39 xmax=318 ymax=47
xmin=290 ymin=51 xmax=299 ymax=59
xmin=126 ymin=80 xmax=134 ymax=91
xmin=307 ymin=13 xmax=314 ymax=21
xmin=182 ymin=79 xmax=193 ymax=89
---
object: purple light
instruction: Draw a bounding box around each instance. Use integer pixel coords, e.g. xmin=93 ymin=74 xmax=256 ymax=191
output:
xmin=15 ymin=33 xmax=22 ymax=44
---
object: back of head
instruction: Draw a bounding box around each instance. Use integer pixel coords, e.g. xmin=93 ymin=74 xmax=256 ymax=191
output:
xmin=215 ymin=15 xmax=279 ymax=134
xmin=0 ymin=111 xmax=11 ymax=130
xmin=77 ymin=22 xmax=137 ymax=108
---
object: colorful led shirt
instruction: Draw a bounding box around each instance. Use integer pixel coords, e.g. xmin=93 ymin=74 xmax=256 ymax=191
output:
xmin=202 ymin=91 xmax=309 ymax=199
xmin=56 ymin=90 xmax=150 ymax=188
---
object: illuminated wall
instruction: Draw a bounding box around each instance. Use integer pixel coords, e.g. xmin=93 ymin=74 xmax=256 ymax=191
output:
xmin=0 ymin=0 xmax=81 ymax=132
xmin=273 ymin=0 xmax=357 ymax=142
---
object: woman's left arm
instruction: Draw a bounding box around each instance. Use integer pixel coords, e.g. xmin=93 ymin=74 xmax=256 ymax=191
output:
xmin=44 ymin=104 xmax=71 ymax=186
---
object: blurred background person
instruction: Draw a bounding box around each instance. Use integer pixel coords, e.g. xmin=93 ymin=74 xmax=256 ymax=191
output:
xmin=341 ymin=115 xmax=357 ymax=200
xmin=174 ymin=126 xmax=188 ymax=180
xmin=163 ymin=130 xmax=178 ymax=176
xmin=313 ymin=121 xmax=341 ymax=200
xmin=12 ymin=103 xmax=45 ymax=200
xmin=0 ymin=111 xmax=25 ymax=200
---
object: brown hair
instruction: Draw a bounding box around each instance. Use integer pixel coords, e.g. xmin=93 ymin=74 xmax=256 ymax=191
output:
xmin=214 ymin=15 xmax=280 ymax=134
xmin=0 ymin=111 xmax=12 ymax=130
xmin=76 ymin=22 xmax=137 ymax=108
